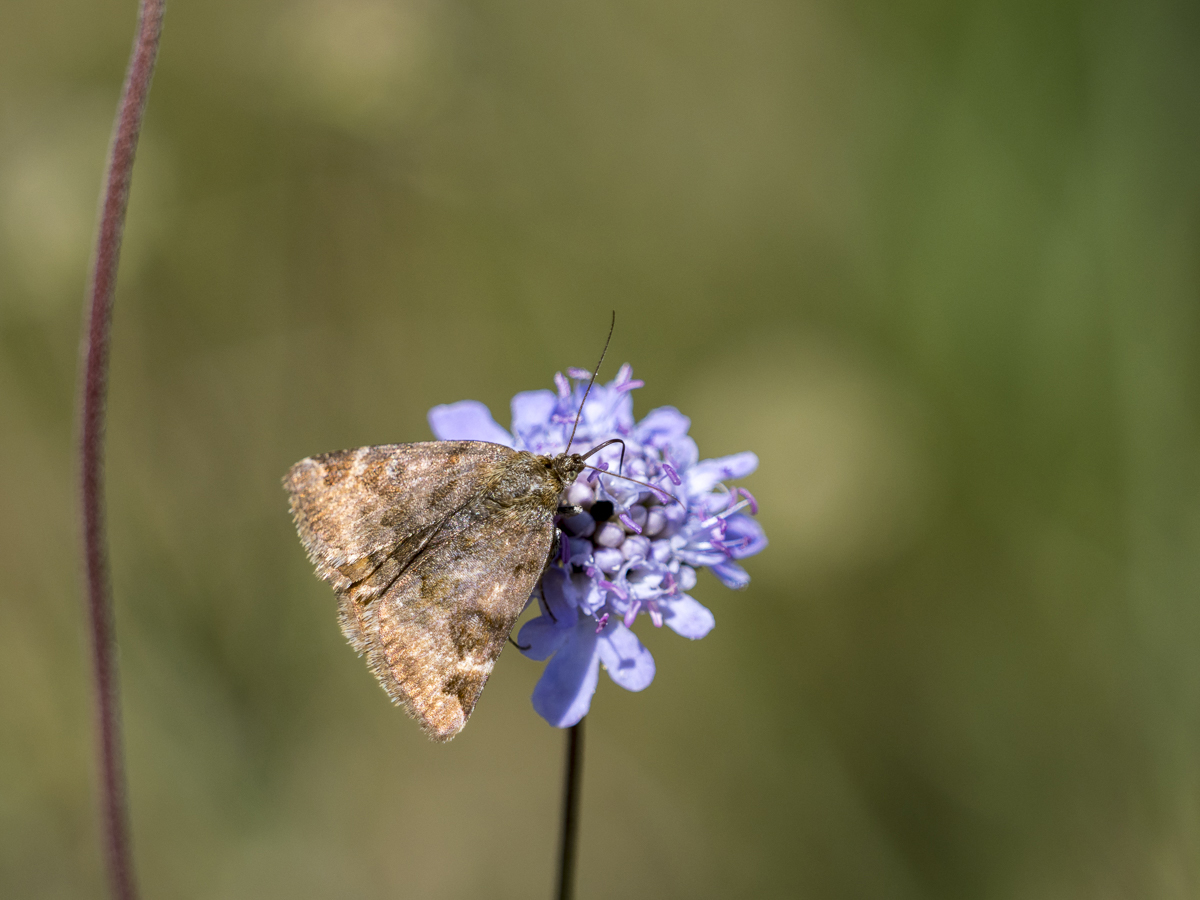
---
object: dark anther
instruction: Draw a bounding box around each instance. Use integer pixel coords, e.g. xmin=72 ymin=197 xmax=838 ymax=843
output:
xmin=509 ymin=636 xmax=531 ymax=651
xmin=590 ymin=500 xmax=614 ymax=522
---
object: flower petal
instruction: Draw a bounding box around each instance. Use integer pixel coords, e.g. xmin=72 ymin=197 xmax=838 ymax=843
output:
xmin=710 ymin=559 xmax=750 ymax=589
xmin=609 ymin=389 xmax=635 ymax=433
xmin=597 ymin=622 xmax=655 ymax=691
xmin=519 ymin=575 xmax=578 ymax=660
xmin=593 ymin=547 xmax=624 ymax=574
xmin=427 ymin=400 xmax=514 ymax=446
xmin=633 ymin=406 xmax=691 ymax=443
xmin=624 ymin=563 xmax=666 ymax=600
xmin=673 ymin=435 xmax=700 ymax=470
xmin=675 ymin=542 xmax=729 ymax=567
xmin=567 ymin=538 xmax=595 ymax=567
xmin=677 ymin=565 xmax=697 ymax=591
xmin=661 ymin=594 xmax=715 ymax=639
xmin=518 ymin=614 xmax=571 ymax=661
xmin=531 ymin=619 xmax=601 ymax=727
xmin=572 ymin=571 xmax=607 ymax=615
xmin=541 ymin=567 xmax=576 ymax=611
xmin=687 ymin=451 xmax=759 ymax=494
xmin=510 ymin=390 xmax=560 ymax=446
xmin=725 ymin=514 xmax=768 ymax=558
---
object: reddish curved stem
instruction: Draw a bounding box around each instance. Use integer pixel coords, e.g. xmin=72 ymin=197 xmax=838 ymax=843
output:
xmin=79 ymin=3 xmax=165 ymax=899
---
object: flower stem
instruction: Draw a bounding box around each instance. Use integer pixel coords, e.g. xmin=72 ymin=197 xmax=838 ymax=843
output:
xmin=79 ymin=2 xmax=165 ymax=899
xmin=555 ymin=718 xmax=586 ymax=900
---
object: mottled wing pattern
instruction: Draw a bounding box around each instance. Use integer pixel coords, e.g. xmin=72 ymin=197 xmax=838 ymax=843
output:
xmin=284 ymin=440 xmax=557 ymax=740
xmin=347 ymin=502 xmax=556 ymax=740
xmin=284 ymin=441 xmax=512 ymax=591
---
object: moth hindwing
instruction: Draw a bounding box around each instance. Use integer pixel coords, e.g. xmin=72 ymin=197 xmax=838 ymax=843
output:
xmin=284 ymin=441 xmax=585 ymax=740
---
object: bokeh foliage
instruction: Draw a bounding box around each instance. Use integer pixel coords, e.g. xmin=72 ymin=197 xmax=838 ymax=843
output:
xmin=2 ymin=0 xmax=1200 ymax=897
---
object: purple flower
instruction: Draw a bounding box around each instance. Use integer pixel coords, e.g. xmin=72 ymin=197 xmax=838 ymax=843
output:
xmin=428 ymin=365 xmax=766 ymax=728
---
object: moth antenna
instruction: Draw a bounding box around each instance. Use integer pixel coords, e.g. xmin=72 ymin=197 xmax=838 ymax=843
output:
xmin=581 ymin=438 xmax=626 ymax=475
xmin=564 ymin=311 xmax=616 ymax=455
xmin=584 ymin=464 xmax=682 ymax=507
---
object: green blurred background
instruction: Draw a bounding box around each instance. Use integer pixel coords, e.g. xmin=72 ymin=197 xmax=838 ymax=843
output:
xmin=3 ymin=0 xmax=1200 ymax=897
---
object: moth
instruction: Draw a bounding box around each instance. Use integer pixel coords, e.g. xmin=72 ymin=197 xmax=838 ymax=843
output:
xmin=285 ymin=441 xmax=588 ymax=741
xmin=284 ymin=321 xmax=654 ymax=741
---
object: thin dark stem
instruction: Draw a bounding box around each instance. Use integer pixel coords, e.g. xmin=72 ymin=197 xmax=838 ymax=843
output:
xmin=555 ymin=719 xmax=586 ymax=900
xmin=79 ymin=3 xmax=165 ymax=900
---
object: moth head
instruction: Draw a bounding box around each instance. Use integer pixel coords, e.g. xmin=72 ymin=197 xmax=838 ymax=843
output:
xmin=549 ymin=452 xmax=586 ymax=488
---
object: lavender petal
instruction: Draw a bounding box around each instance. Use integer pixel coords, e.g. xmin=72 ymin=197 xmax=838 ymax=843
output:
xmin=427 ymin=400 xmax=514 ymax=445
xmin=531 ymin=619 xmax=601 ymax=727
xmin=596 ymin=621 xmax=656 ymax=691
xmin=518 ymin=614 xmax=572 ymax=661
xmin=687 ymin=451 xmax=759 ymax=494
xmin=725 ymin=514 xmax=768 ymax=558
xmin=710 ymin=559 xmax=750 ymax=589
xmin=633 ymin=406 xmax=692 ymax=442
xmin=662 ymin=594 xmax=716 ymax=639
xmin=510 ymin=390 xmax=560 ymax=444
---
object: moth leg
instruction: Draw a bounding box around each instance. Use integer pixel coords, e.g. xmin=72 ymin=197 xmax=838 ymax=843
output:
xmin=508 ymin=635 xmax=531 ymax=651
xmin=539 ymin=581 xmax=556 ymax=623
xmin=557 ymin=504 xmax=582 ymax=517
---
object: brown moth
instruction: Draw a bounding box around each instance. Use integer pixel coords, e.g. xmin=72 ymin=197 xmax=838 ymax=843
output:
xmin=285 ymin=442 xmax=587 ymax=741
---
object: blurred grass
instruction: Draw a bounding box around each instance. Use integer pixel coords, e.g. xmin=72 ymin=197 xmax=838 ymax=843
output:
xmin=2 ymin=0 xmax=1200 ymax=897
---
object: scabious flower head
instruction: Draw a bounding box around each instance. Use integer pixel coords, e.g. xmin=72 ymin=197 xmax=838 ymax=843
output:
xmin=428 ymin=365 xmax=766 ymax=728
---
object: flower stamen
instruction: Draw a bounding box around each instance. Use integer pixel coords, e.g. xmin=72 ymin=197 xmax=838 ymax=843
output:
xmin=731 ymin=487 xmax=759 ymax=515
xmin=699 ymin=498 xmax=752 ymax=529
xmin=598 ymin=579 xmax=628 ymax=600
xmin=617 ymin=511 xmax=642 ymax=534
